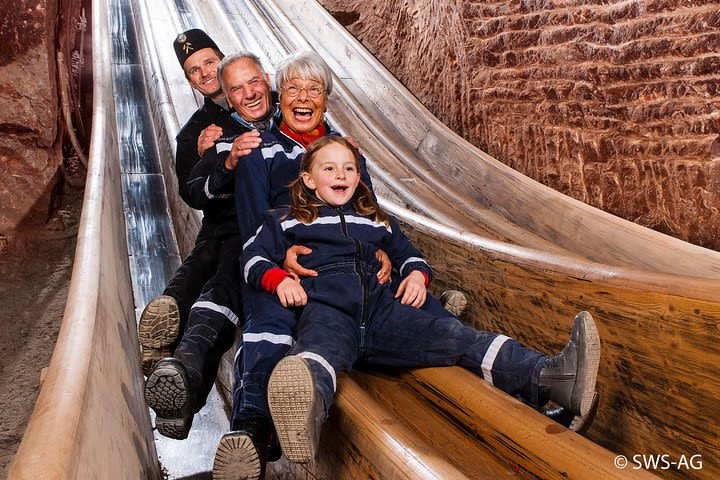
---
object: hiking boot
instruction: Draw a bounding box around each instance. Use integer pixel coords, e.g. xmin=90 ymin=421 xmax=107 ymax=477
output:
xmin=267 ymin=356 xmax=324 ymax=464
xmin=144 ymin=357 xmax=195 ymax=439
xmin=439 ymin=290 xmax=468 ymax=318
xmin=139 ymin=295 xmax=180 ymax=375
xmin=539 ymin=311 xmax=600 ymax=417
xmin=542 ymin=391 xmax=600 ymax=434
xmin=213 ymin=417 xmax=275 ymax=480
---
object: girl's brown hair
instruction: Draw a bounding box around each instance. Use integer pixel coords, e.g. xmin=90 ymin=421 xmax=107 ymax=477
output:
xmin=286 ymin=136 xmax=389 ymax=225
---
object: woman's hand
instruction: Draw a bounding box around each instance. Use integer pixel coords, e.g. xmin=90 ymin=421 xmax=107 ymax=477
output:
xmin=395 ymin=270 xmax=426 ymax=308
xmin=276 ymin=276 xmax=308 ymax=307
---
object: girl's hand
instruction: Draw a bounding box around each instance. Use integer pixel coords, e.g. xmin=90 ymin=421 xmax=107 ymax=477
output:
xmin=276 ymin=276 xmax=308 ymax=307
xmin=394 ymin=270 xmax=426 ymax=308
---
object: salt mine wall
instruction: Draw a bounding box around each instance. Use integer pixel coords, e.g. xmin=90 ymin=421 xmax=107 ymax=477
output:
xmin=318 ymin=0 xmax=720 ymax=250
xmin=0 ymin=0 xmax=88 ymax=248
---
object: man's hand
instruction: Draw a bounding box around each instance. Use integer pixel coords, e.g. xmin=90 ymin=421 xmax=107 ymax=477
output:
xmin=276 ymin=276 xmax=307 ymax=307
xmin=375 ymin=249 xmax=391 ymax=285
xmin=395 ymin=270 xmax=427 ymax=308
xmin=343 ymin=136 xmax=364 ymax=156
xmin=225 ymin=130 xmax=262 ymax=170
xmin=283 ymin=245 xmax=318 ymax=278
xmin=198 ymin=124 xmax=223 ymax=157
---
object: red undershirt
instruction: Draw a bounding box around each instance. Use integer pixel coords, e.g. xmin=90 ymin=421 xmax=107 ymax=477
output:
xmin=279 ymin=121 xmax=326 ymax=147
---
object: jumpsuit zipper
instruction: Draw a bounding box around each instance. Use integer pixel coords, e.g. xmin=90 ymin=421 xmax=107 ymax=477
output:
xmin=335 ymin=207 xmax=370 ymax=350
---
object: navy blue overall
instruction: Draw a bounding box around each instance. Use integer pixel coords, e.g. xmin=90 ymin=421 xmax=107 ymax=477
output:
xmin=238 ymin=204 xmax=548 ymax=422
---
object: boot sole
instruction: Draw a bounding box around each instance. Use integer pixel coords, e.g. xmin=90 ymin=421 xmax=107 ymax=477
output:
xmin=440 ymin=290 xmax=468 ymax=318
xmin=139 ymin=295 xmax=180 ymax=374
xmin=571 ymin=311 xmax=601 ymax=417
xmin=213 ymin=432 xmax=262 ymax=480
xmin=268 ymin=356 xmax=317 ymax=463
xmin=141 ymin=346 xmax=172 ymax=377
xmin=144 ymin=361 xmax=191 ymax=439
xmin=569 ymin=391 xmax=600 ymax=435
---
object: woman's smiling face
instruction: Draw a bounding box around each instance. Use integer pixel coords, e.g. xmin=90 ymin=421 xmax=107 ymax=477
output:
xmin=279 ymin=77 xmax=326 ymax=133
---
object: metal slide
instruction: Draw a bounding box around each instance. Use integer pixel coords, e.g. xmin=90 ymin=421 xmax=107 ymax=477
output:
xmin=9 ymin=0 xmax=718 ymax=478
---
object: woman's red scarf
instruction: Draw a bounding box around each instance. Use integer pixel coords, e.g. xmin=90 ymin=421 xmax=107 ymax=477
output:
xmin=280 ymin=120 xmax=325 ymax=147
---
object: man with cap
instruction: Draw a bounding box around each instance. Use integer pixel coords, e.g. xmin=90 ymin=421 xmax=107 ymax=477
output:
xmin=140 ymin=29 xmax=276 ymax=440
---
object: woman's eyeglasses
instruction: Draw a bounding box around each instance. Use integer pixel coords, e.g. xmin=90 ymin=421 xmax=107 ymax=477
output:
xmin=282 ymin=84 xmax=325 ymax=99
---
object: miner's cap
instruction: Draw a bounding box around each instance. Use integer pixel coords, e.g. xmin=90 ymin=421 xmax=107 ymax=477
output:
xmin=173 ymin=28 xmax=221 ymax=68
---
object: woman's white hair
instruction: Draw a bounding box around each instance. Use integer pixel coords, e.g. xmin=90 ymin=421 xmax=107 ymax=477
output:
xmin=275 ymin=50 xmax=333 ymax=97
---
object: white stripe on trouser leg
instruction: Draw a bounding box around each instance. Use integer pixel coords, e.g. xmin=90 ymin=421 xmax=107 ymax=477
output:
xmin=192 ymin=300 xmax=240 ymax=325
xmin=243 ymin=332 xmax=294 ymax=346
xmin=297 ymin=352 xmax=337 ymax=392
xmin=234 ymin=346 xmax=244 ymax=389
xmin=481 ymin=334 xmax=510 ymax=385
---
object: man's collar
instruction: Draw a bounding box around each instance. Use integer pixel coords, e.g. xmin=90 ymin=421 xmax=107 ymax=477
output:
xmin=230 ymin=104 xmax=278 ymax=132
xmin=203 ymin=96 xmax=229 ymax=111
xmin=210 ymin=96 xmax=229 ymax=110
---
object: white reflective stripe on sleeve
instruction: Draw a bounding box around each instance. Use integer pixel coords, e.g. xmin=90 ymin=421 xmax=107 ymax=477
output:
xmin=203 ymin=177 xmax=232 ymax=199
xmin=191 ymin=300 xmax=240 ymax=326
xmin=243 ymin=224 xmax=264 ymax=250
xmin=399 ymin=257 xmax=428 ymax=276
xmin=243 ymin=332 xmax=294 ymax=346
xmin=298 ymin=351 xmax=337 ymax=392
xmin=481 ymin=334 xmax=510 ymax=385
xmin=244 ymin=255 xmax=269 ymax=282
xmin=216 ymin=142 xmax=233 ymax=153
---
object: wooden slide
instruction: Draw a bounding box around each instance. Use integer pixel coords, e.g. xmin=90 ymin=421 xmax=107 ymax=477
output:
xmin=8 ymin=0 xmax=715 ymax=478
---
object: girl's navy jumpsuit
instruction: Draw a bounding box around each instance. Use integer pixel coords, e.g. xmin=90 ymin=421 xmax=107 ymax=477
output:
xmin=232 ymin=116 xmax=463 ymax=424
xmin=240 ymin=204 xmax=550 ymax=418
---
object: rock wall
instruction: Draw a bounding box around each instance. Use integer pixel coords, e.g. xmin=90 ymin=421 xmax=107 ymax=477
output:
xmin=0 ymin=0 xmax=87 ymax=245
xmin=318 ymin=0 xmax=720 ymax=250
xmin=0 ymin=1 xmax=60 ymax=237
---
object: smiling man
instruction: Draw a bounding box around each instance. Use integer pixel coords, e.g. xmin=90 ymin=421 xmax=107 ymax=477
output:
xmin=141 ymin=38 xmax=277 ymax=440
